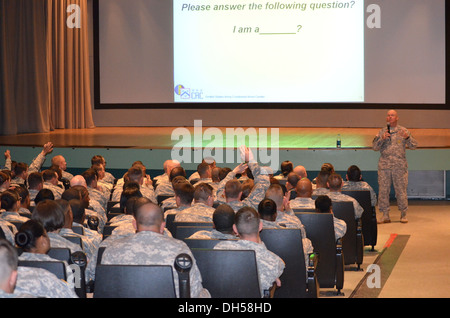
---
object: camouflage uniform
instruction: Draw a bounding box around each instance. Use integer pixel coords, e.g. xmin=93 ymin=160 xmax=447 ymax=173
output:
xmin=155 ymin=179 xmax=175 ymax=197
xmin=101 ymin=230 xmax=210 ymax=298
xmin=0 ymin=211 xmax=29 ymax=224
xmin=326 ymin=191 xmax=364 ymax=219
xmin=13 ymin=266 xmax=78 ymax=298
xmin=174 ymin=202 xmax=215 ymax=223
xmin=47 ymin=232 xmax=82 ymax=254
xmin=373 ymin=125 xmax=418 ymax=219
xmin=112 ymin=184 xmax=157 ymax=204
xmin=311 ymin=187 xmax=330 ymax=196
xmin=332 ymin=216 xmax=347 ymax=241
xmin=18 ymin=252 xmax=75 ymax=294
xmin=214 ymin=239 xmax=285 ymax=297
xmin=43 ymin=182 xmax=64 ymax=200
xmin=216 ymin=162 xmax=270 ymax=211
xmin=8 ymin=151 xmax=47 ymax=186
xmin=342 ymin=180 xmax=377 ymax=207
xmin=59 ymin=227 xmax=100 ymax=283
xmin=289 ymin=197 xmax=316 ymax=210
xmin=0 ymin=220 xmax=16 ymax=245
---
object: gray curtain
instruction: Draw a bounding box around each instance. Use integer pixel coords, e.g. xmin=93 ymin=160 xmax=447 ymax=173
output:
xmin=0 ymin=0 xmax=94 ymax=136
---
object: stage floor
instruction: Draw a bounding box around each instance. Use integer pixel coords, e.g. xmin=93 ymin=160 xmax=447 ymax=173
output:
xmin=0 ymin=127 xmax=450 ymax=150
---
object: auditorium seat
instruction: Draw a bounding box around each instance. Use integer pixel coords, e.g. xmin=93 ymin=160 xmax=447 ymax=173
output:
xmin=93 ymin=264 xmax=177 ymax=298
xmin=175 ymin=226 xmax=212 ymax=240
xmin=260 ymin=228 xmax=319 ymax=298
xmin=331 ymin=201 xmax=364 ymax=269
xmin=342 ymin=190 xmax=377 ymax=250
xmin=171 ymin=222 xmax=213 ymax=239
xmin=157 ymin=195 xmax=173 ymax=206
xmin=184 ymin=238 xmax=238 ymax=250
xmin=192 ymin=249 xmax=263 ymax=298
xmin=296 ymin=212 xmax=344 ymax=295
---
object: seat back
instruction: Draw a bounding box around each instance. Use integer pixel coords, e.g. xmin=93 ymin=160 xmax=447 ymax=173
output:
xmin=192 ymin=249 xmax=261 ymax=298
xmin=102 ymin=225 xmax=117 ymax=239
xmin=175 ymin=226 xmax=212 ymax=240
xmin=18 ymin=260 xmax=67 ymax=281
xmin=62 ymin=235 xmax=83 ymax=248
xmin=0 ymin=226 xmax=6 ymax=240
xmin=259 ymin=228 xmax=313 ymax=298
xmin=293 ymin=208 xmax=316 ymax=213
xmin=93 ymin=264 xmax=176 ymax=298
xmin=165 ymin=213 xmax=176 ymax=236
xmin=184 ymin=238 xmax=238 ymax=250
xmin=331 ymin=201 xmax=361 ymax=266
xmin=172 ymin=222 xmax=213 ymax=239
xmin=296 ymin=213 xmax=343 ymax=290
xmin=342 ymin=190 xmax=377 ymax=248
xmin=47 ymin=248 xmax=71 ymax=263
xmin=72 ymin=225 xmax=85 ymax=236
xmin=157 ymin=195 xmax=173 ymax=205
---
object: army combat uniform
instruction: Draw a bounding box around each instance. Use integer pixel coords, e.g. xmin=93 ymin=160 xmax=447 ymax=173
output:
xmin=373 ymin=125 xmax=417 ymax=221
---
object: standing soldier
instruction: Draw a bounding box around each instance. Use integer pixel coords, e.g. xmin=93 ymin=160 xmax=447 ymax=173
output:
xmin=373 ymin=110 xmax=418 ymax=223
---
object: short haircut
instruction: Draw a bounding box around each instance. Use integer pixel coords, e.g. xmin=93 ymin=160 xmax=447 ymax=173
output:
xmin=347 ymin=165 xmax=362 ymax=182
xmin=32 ymin=200 xmax=65 ymax=232
xmin=27 ymin=172 xmax=43 ymax=189
xmin=234 ymin=206 xmax=260 ymax=236
xmin=225 ymin=179 xmax=242 ymax=199
xmin=174 ymin=182 xmax=194 ymax=205
xmin=315 ymin=195 xmax=332 ymax=213
xmin=197 ymin=162 xmax=210 ymax=177
xmin=286 ymin=172 xmax=300 ymax=188
xmin=327 ymin=173 xmax=343 ymax=190
xmin=134 ymin=201 xmax=163 ymax=228
xmin=321 ymin=163 xmax=335 ymax=173
xmin=15 ymin=186 xmax=29 ymax=204
xmin=258 ymin=198 xmax=277 ymax=220
xmin=264 ymin=184 xmax=284 ymax=207
xmin=0 ymin=171 xmax=9 ymax=187
xmin=13 ymin=162 xmax=28 ymax=177
xmin=42 ymin=169 xmax=57 ymax=182
xmin=218 ymin=167 xmax=232 ymax=181
xmin=0 ymin=239 xmax=18 ymax=284
xmin=127 ymin=166 xmax=143 ymax=182
xmin=91 ymin=155 xmax=105 ymax=165
xmin=82 ymin=169 xmax=97 ymax=186
xmin=169 ymin=166 xmax=186 ymax=182
xmin=193 ymin=183 xmax=213 ymax=202
xmin=212 ymin=204 xmax=235 ymax=232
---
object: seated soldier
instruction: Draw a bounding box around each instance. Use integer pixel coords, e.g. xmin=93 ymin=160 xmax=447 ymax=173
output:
xmin=174 ymin=183 xmax=215 ymax=222
xmin=311 ymin=170 xmax=331 ymax=197
xmin=31 ymin=200 xmax=83 ymax=254
xmin=0 ymin=190 xmax=30 ymax=224
xmin=155 ymin=161 xmax=182 ymax=196
xmin=187 ymin=204 xmax=237 ymax=240
xmin=91 ymin=155 xmax=115 ymax=185
xmin=273 ymin=160 xmax=293 ymax=181
xmin=101 ymin=201 xmax=210 ymax=298
xmin=112 ymin=165 xmax=156 ymax=204
xmin=163 ymin=178 xmax=194 ymax=218
xmin=342 ymin=165 xmax=377 ymax=207
xmin=27 ymin=172 xmax=44 ymax=205
xmin=214 ymin=206 xmax=285 ymax=297
xmin=82 ymin=168 xmax=109 ymax=210
xmin=289 ymin=178 xmax=316 ymax=210
xmin=13 ymin=221 xmax=78 ymax=298
xmin=51 ymin=155 xmax=74 ymax=181
xmin=42 ymin=169 xmax=63 ymax=200
xmin=315 ymin=195 xmax=347 ymax=241
xmin=326 ymin=173 xmax=364 ymax=220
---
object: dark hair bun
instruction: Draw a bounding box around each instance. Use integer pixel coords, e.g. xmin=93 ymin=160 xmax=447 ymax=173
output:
xmin=15 ymin=232 xmax=30 ymax=248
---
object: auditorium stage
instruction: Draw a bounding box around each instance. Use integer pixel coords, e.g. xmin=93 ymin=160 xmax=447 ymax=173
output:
xmin=1 ymin=126 xmax=450 ymax=150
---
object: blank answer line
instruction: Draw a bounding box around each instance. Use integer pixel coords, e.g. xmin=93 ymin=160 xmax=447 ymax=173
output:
xmin=259 ymin=32 xmax=297 ymax=35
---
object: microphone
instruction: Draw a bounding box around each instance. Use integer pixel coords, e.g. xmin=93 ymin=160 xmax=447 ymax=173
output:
xmin=387 ymin=123 xmax=391 ymax=139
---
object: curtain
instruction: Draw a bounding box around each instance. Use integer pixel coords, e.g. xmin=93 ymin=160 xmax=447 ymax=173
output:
xmin=0 ymin=0 xmax=94 ymax=136
xmin=47 ymin=0 xmax=94 ymax=130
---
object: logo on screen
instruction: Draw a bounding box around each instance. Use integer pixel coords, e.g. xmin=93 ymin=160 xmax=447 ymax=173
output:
xmin=174 ymin=85 xmax=203 ymax=100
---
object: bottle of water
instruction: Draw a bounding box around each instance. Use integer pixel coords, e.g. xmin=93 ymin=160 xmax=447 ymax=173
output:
xmin=336 ymin=134 xmax=341 ymax=148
